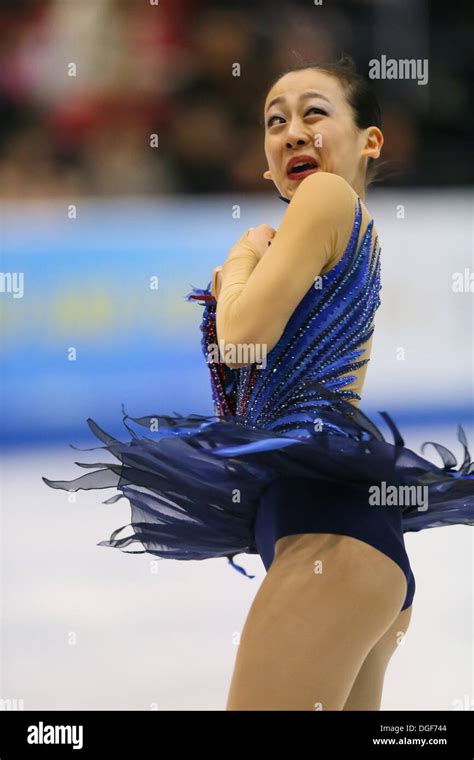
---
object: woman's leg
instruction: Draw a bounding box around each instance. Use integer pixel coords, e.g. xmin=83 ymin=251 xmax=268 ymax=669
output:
xmin=226 ymin=532 xmax=408 ymax=710
xmin=342 ymin=603 xmax=413 ymax=710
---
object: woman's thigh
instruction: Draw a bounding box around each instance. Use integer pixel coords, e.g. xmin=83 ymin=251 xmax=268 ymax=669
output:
xmin=343 ymin=603 xmax=413 ymax=710
xmin=226 ymin=532 xmax=408 ymax=710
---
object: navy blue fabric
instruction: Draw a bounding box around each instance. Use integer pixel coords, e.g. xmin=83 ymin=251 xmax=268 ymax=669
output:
xmin=42 ymin=199 xmax=473 ymax=604
xmin=255 ymin=476 xmax=416 ymax=611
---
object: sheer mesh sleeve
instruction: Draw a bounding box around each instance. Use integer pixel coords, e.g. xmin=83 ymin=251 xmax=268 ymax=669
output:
xmin=216 ymin=172 xmax=360 ymax=364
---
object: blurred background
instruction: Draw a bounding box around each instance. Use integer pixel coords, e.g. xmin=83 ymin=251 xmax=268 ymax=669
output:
xmin=0 ymin=0 xmax=473 ymax=196
xmin=1 ymin=0 xmax=473 ymax=712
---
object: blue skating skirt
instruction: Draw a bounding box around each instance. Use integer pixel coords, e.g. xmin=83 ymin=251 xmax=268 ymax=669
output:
xmin=42 ymin=387 xmax=474 ymax=611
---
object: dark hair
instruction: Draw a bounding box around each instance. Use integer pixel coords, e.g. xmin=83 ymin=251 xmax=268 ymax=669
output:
xmin=265 ymin=53 xmax=384 ymax=186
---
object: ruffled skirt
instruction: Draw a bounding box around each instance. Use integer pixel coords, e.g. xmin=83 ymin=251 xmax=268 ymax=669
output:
xmin=42 ymin=389 xmax=474 ymax=579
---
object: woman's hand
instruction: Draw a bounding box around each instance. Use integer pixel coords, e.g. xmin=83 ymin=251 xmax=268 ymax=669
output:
xmin=212 ymin=225 xmax=277 ymax=300
xmin=246 ymin=224 xmax=277 ymax=260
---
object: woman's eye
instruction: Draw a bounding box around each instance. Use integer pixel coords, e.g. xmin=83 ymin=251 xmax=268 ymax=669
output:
xmin=305 ymin=107 xmax=327 ymax=117
xmin=267 ymin=115 xmax=285 ymax=127
xmin=267 ymin=106 xmax=328 ymax=127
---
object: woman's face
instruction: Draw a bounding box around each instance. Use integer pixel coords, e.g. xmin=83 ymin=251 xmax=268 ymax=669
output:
xmin=263 ymin=69 xmax=381 ymax=200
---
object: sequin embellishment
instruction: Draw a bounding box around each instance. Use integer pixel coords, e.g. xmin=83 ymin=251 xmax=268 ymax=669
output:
xmin=185 ymin=199 xmax=381 ymax=437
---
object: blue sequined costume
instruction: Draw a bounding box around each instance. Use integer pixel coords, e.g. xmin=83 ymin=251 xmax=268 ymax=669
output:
xmin=43 ymin=200 xmax=474 ymax=611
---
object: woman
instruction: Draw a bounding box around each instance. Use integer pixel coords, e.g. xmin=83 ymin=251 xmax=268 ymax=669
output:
xmin=43 ymin=56 xmax=474 ymax=710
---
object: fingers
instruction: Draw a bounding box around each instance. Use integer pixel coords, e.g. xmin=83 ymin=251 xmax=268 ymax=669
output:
xmin=248 ymin=224 xmax=276 ymax=234
xmin=247 ymin=224 xmax=276 ymax=243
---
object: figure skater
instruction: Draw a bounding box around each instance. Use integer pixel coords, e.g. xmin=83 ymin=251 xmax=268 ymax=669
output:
xmin=43 ymin=55 xmax=474 ymax=711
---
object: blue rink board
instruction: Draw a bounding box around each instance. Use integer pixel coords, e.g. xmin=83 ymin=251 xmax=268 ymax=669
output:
xmin=1 ymin=198 xmax=472 ymax=446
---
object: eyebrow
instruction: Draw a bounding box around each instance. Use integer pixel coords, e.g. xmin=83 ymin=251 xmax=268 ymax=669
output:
xmin=266 ymin=90 xmax=332 ymax=112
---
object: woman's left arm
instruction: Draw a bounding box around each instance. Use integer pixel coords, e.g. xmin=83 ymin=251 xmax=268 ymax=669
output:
xmin=216 ymin=171 xmax=358 ymax=368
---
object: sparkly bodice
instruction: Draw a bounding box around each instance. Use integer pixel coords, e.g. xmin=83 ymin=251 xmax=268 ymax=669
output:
xmin=186 ymin=199 xmax=381 ymax=435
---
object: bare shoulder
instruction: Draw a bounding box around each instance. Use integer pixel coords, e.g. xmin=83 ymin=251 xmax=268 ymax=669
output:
xmin=294 ymin=171 xmax=357 ymax=198
xmin=293 ymin=173 xmax=378 ymax=272
xmin=320 ymin=173 xmax=377 ymax=240
xmin=291 ymin=171 xmax=368 ymax=224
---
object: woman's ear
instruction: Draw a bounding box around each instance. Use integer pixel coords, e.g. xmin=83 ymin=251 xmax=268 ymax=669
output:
xmin=360 ymin=126 xmax=383 ymax=159
xmin=263 ymin=168 xmax=290 ymax=202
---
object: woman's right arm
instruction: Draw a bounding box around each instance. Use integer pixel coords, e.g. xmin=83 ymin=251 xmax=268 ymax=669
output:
xmin=211 ymin=224 xmax=275 ymax=300
xmin=216 ymin=171 xmax=358 ymax=368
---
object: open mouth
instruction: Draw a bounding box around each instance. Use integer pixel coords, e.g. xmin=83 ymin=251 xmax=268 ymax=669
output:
xmin=286 ymin=156 xmax=319 ymax=180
